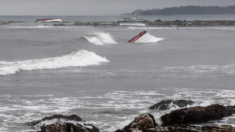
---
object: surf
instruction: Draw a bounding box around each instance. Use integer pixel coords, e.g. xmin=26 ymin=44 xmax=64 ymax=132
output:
xmin=83 ymin=32 xmax=117 ymax=45
xmin=0 ymin=50 xmax=109 ymax=76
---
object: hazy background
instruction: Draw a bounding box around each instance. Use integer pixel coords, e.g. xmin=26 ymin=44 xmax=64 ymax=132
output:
xmin=0 ymin=0 xmax=235 ymax=16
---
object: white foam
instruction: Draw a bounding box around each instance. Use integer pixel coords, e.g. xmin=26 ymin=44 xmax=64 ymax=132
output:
xmin=135 ymin=32 xmax=164 ymax=43
xmin=83 ymin=32 xmax=117 ymax=45
xmin=0 ymin=50 xmax=109 ymax=76
xmin=34 ymin=118 xmax=90 ymax=131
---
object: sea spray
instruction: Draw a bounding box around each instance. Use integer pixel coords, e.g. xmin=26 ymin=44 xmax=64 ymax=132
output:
xmin=0 ymin=50 xmax=109 ymax=76
xmin=83 ymin=32 xmax=117 ymax=45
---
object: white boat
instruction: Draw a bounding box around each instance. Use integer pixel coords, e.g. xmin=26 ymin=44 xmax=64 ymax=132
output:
xmin=35 ymin=18 xmax=62 ymax=23
xmin=118 ymin=22 xmax=146 ymax=26
xmin=118 ymin=13 xmax=146 ymax=26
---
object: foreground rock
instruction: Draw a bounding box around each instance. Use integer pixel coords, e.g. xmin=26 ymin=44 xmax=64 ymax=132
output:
xmin=161 ymin=104 xmax=235 ymax=126
xmin=40 ymin=122 xmax=99 ymax=132
xmin=149 ymin=100 xmax=194 ymax=110
xmin=28 ymin=114 xmax=99 ymax=132
xmin=115 ymin=114 xmax=157 ymax=132
xmin=120 ymin=125 xmax=235 ymax=132
xmin=29 ymin=114 xmax=82 ymax=126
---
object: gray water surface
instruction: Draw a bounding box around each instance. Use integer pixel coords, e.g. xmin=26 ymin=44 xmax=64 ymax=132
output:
xmin=0 ymin=16 xmax=235 ymax=132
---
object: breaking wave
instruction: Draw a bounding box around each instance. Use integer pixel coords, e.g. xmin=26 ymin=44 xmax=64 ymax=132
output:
xmin=83 ymin=32 xmax=117 ymax=45
xmin=0 ymin=50 xmax=109 ymax=76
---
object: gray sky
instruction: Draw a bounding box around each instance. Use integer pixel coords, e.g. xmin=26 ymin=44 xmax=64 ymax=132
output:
xmin=0 ymin=0 xmax=234 ymax=16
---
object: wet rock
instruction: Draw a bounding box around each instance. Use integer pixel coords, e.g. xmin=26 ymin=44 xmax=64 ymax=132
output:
xmin=40 ymin=122 xmax=99 ymax=132
xmin=40 ymin=121 xmax=67 ymax=132
xmin=228 ymin=106 xmax=235 ymax=109
xmin=29 ymin=114 xmax=82 ymax=126
xmin=161 ymin=104 xmax=235 ymax=126
xmin=121 ymin=125 xmax=235 ymax=132
xmin=122 ymin=114 xmax=157 ymax=131
xmin=149 ymin=100 xmax=194 ymax=110
xmin=29 ymin=114 xmax=99 ymax=132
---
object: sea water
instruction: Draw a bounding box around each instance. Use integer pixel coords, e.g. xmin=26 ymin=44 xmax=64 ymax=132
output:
xmin=0 ymin=15 xmax=235 ymax=132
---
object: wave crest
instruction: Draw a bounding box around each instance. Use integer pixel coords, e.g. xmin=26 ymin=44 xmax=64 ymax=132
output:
xmin=0 ymin=50 xmax=109 ymax=76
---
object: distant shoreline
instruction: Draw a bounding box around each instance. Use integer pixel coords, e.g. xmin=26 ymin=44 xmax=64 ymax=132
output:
xmin=1 ymin=20 xmax=235 ymax=27
xmin=125 ymin=6 xmax=235 ymax=16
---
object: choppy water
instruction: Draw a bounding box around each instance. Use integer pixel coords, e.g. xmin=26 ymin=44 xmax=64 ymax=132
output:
xmin=0 ymin=15 xmax=235 ymax=132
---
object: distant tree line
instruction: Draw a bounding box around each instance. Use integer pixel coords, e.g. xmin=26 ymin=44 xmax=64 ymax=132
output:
xmin=135 ymin=6 xmax=235 ymax=15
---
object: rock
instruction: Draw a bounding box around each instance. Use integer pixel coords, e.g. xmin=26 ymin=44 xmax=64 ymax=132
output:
xmin=122 ymin=114 xmax=157 ymax=131
xmin=40 ymin=121 xmax=67 ymax=132
xmin=161 ymin=104 xmax=235 ymax=126
xmin=29 ymin=114 xmax=82 ymax=126
xmin=228 ymin=106 xmax=235 ymax=109
xmin=122 ymin=125 xmax=235 ymax=132
xmin=149 ymin=100 xmax=194 ymax=110
xmin=30 ymin=114 xmax=99 ymax=132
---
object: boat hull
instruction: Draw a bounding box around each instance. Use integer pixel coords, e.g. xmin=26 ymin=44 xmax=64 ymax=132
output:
xmin=118 ymin=21 xmax=146 ymax=26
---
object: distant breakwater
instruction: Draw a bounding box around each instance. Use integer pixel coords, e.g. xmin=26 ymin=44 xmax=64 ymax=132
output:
xmin=1 ymin=20 xmax=235 ymax=27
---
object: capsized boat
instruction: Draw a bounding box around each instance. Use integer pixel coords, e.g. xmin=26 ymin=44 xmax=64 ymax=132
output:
xmin=35 ymin=18 xmax=62 ymax=23
xmin=128 ymin=31 xmax=164 ymax=43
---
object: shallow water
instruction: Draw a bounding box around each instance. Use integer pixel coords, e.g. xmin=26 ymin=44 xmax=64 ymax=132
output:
xmin=0 ymin=15 xmax=235 ymax=132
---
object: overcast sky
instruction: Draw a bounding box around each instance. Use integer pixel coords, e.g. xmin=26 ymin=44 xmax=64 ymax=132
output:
xmin=0 ymin=0 xmax=234 ymax=16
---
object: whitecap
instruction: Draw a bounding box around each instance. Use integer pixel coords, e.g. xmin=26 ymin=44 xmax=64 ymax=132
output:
xmin=83 ymin=32 xmax=117 ymax=45
xmin=0 ymin=50 xmax=109 ymax=76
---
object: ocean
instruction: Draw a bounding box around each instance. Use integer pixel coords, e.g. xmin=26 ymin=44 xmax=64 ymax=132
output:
xmin=0 ymin=15 xmax=235 ymax=132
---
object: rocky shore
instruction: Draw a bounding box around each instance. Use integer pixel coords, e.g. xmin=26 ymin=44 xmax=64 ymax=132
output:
xmin=1 ymin=20 xmax=235 ymax=27
xmin=71 ymin=20 xmax=235 ymax=27
xmin=27 ymin=100 xmax=235 ymax=132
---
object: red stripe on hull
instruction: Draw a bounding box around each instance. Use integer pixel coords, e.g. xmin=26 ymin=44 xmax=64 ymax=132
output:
xmin=128 ymin=31 xmax=147 ymax=43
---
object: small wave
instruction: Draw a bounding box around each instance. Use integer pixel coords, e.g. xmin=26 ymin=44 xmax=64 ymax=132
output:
xmin=0 ymin=50 xmax=109 ymax=76
xmin=83 ymin=32 xmax=117 ymax=45
xmin=163 ymin=64 xmax=235 ymax=75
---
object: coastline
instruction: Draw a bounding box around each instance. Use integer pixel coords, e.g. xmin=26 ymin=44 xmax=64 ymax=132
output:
xmin=1 ymin=20 xmax=235 ymax=27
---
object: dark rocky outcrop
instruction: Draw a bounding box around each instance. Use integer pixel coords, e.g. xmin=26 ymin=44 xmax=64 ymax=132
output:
xmin=28 ymin=114 xmax=99 ymax=132
xmin=40 ymin=122 xmax=99 ymax=132
xmin=120 ymin=125 xmax=235 ymax=132
xmin=29 ymin=114 xmax=82 ymax=126
xmin=115 ymin=114 xmax=157 ymax=132
xmin=149 ymin=100 xmax=194 ymax=110
xmin=161 ymin=104 xmax=235 ymax=126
